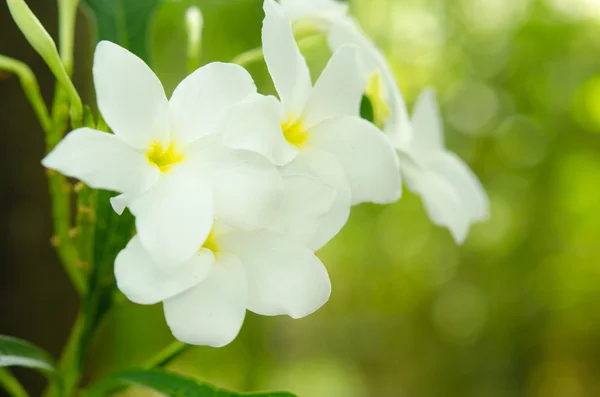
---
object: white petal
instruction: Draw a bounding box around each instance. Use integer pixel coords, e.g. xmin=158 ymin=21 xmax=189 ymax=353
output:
xmin=219 ymin=230 xmax=330 ymax=319
xmin=279 ymin=0 xmax=348 ymax=20
xmin=426 ymin=151 xmax=490 ymax=222
xmin=129 ymin=166 xmax=214 ymax=267
xmin=262 ymin=0 xmax=312 ymax=115
xmin=327 ymin=20 xmax=412 ymax=143
xmin=310 ymin=116 xmax=401 ymax=205
xmin=401 ymin=158 xmax=470 ymax=244
xmin=281 ymin=149 xmax=351 ymax=251
xmin=41 ymin=127 xmax=159 ymax=194
xmin=93 ymin=41 xmax=170 ymax=149
xmin=270 ymin=175 xmax=337 ymax=245
xmin=186 ymin=138 xmax=283 ymax=230
xmin=302 ymin=45 xmax=366 ymax=128
xmin=169 ymin=62 xmax=257 ymax=148
xmin=163 ymin=253 xmax=247 ymax=347
xmin=411 ymin=88 xmax=444 ymax=151
xmin=221 ymin=94 xmax=297 ymax=166
xmin=115 ymin=236 xmax=213 ymax=305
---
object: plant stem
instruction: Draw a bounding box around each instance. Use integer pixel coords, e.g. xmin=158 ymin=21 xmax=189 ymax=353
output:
xmin=41 ymin=313 xmax=84 ymax=397
xmin=57 ymin=0 xmax=79 ymax=75
xmin=45 ymin=85 xmax=87 ymax=296
xmin=231 ymin=34 xmax=324 ymax=68
xmin=0 ymin=55 xmax=52 ymax=133
xmin=0 ymin=368 xmax=30 ymax=397
xmin=142 ymin=341 xmax=189 ymax=369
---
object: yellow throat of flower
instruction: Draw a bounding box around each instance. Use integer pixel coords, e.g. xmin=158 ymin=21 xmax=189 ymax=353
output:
xmin=147 ymin=141 xmax=184 ymax=172
xmin=281 ymin=117 xmax=309 ymax=148
xmin=366 ymin=71 xmax=391 ymax=129
xmin=202 ymin=227 xmax=219 ymax=254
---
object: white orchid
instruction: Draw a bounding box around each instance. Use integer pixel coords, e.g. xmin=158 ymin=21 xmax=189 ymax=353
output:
xmin=115 ymin=174 xmax=335 ymax=347
xmin=222 ymin=0 xmax=401 ymax=251
xmin=42 ymin=41 xmax=282 ymax=266
xmin=396 ymin=90 xmax=489 ymax=243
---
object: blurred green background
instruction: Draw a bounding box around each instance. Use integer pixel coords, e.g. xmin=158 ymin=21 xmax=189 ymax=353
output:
xmin=2 ymin=0 xmax=600 ymax=396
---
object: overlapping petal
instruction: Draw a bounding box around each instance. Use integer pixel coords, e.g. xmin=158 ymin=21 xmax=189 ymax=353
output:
xmin=187 ymin=137 xmax=283 ymax=230
xmin=270 ymin=175 xmax=337 ymax=245
xmin=221 ymin=94 xmax=297 ymax=166
xmin=115 ymin=236 xmax=214 ymax=305
xmin=310 ymin=116 xmax=401 ymax=205
xmin=129 ymin=166 xmax=214 ymax=267
xmin=281 ymin=149 xmax=351 ymax=250
xmin=219 ymin=230 xmax=331 ymax=319
xmin=93 ymin=41 xmax=170 ymax=149
xmin=163 ymin=253 xmax=247 ymax=347
xmin=169 ymin=62 xmax=257 ymax=148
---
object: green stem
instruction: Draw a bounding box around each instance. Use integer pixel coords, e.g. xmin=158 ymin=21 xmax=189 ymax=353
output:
xmin=0 ymin=55 xmax=52 ymax=133
xmin=42 ymin=314 xmax=84 ymax=397
xmin=0 ymin=368 xmax=30 ymax=397
xmin=141 ymin=341 xmax=188 ymax=369
xmin=231 ymin=34 xmax=324 ymax=68
xmin=57 ymin=0 xmax=80 ymax=75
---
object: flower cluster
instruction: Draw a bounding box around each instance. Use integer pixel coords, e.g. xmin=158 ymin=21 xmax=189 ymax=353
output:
xmin=42 ymin=0 xmax=489 ymax=347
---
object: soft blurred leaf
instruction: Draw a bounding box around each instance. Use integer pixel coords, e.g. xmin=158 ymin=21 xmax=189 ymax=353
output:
xmin=82 ymin=0 xmax=162 ymax=62
xmin=0 ymin=335 xmax=59 ymax=376
xmin=85 ymin=368 xmax=297 ymax=397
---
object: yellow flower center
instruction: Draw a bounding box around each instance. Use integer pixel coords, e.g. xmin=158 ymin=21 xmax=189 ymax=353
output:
xmin=201 ymin=227 xmax=219 ymax=254
xmin=146 ymin=141 xmax=184 ymax=172
xmin=366 ymin=71 xmax=391 ymax=129
xmin=281 ymin=117 xmax=309 ymax=148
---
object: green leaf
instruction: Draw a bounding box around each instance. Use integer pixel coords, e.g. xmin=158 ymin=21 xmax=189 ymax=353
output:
xmin=82 ymin=0 xmax=162 ymax=62
xmin=0 ymin=368 xmax=30 ymax=397
xmin=0 ymin=335 xmax=57 ymax=375
xmin=85 ymin=369 xmax=298 ymax=397
xmin=7 ymin=0 xmax=82 ymax=125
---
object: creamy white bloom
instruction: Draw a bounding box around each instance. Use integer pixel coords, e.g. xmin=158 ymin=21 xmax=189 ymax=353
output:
xmin=398 ymin=90 xmax=490 ymax=243
xmin=222 ymin=0 xmax=401 ymax=250
xmin=42 ymin=41 xmax=282 ymax=266
xmin=278 ymin=0 xmax=490 ymax=242
xmin=115 ymin=175 xmax=334 ymax=347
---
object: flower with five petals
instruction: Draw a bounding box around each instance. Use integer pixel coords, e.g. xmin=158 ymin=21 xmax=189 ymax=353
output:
xmin=221 ymin=0 xmax=401 ymax=251
xmin=42 ymin=41 xmax=282 ymax=266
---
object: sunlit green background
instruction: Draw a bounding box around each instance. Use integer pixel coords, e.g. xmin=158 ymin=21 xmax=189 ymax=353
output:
xmin=2 ymin=0 xmax=600 ymax=396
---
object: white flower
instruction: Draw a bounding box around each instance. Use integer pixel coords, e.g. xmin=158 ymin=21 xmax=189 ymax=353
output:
xmin=221 ymin=0 xmax=401 ymax=251
xmin=277 ymin=0 xmax=490 ymax=242
xmin=42 ymin=41 xmax=282 ymax=266
xmin=115 ymin=174 xmax=335 ymax=347
xmin=397 ymin=90 xmax=490 ymax=243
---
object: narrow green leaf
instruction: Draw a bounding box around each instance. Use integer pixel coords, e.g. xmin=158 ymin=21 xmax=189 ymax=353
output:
xmin=85 ymin=369 xmax=297 ymax=397
xmin=81 ymin=0 xmax=162 ymax=62
xmin=0 ymin=335 xmax=57 ymax=375
xmin=0 ymin=368 xmax=30 ymax=397
xmin=7 ymin=0 xmax=83 ymax=126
